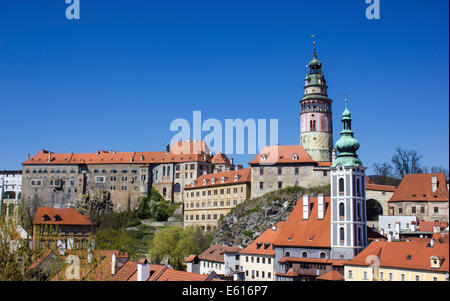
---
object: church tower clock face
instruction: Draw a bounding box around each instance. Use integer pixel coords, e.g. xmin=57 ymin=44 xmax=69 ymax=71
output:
xmin=299 ymin=41 xmax=333 ymax=162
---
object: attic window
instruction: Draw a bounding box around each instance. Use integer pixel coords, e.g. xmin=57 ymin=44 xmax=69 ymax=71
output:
xmin=292 ymin=154 xmax=298 ymax=160
xmin=203 ymin=179 xmax=207 ymax=185
xmin=412 ymin=194 xmax=416 ymax=197
xmin=234 ymin=175 xmax=239 ymax=181
xmin=54 ymin=215 xmax=62 ymax=221
xmin=221 ymin=176 xmax=225 ymax=183
xmin=42 ymin=215 xmax=51 ymax=222
xmin=264 ymin=243 xmax=271 ymax=250
xmin=212 ymin=178 xmax=216 ymax=184
xmin=261 ymin=154 xmax=267 ymax=160
xmin=406 ymin=254 xmax=412 ymax=260
xmin=256 ymin=243 xmax=262 ymax=249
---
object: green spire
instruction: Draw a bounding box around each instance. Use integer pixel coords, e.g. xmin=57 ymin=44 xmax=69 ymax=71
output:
xmin=332 ymin=97 xmax=362 ymax=167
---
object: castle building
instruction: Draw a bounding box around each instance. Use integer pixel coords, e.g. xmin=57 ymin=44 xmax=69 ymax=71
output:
xmin=21 ymin=141 xmax=235 ymax=216
xmin=183 ymin=168 xmax=251 ymax=231
xmin=299 ymin=42 xmax=333 ymax=163
xmin=330 ymin=99 xmax=368 ymax=260
xmin=0 ymin=170 xmax=22 ymax=221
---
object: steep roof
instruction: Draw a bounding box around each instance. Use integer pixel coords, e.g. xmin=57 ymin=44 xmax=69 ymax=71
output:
xmin=248 ymin=145 xmax=316 ymax=165
xmin=212 ymin=153 xmax=231 ymax=164
xmin=198 ymin=245 xmax=242 ymax=263
xmin=33 ymin=207 xmax=91 ymax=226
xmin=346 ymin=240 xmax=449 ymax=273
xmin=389 ymin=173 xmax=449 ymax=202
xmin=240 ymin=222 xmax=285 ymax=256
xmin=274 ymin=196 xmax=331 ymax=248
xmin=184 ymin=168 xmax=251 ymax=190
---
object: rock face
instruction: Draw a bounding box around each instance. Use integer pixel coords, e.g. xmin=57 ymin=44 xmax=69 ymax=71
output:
xmin=212 ymin=185 xmax=330 ymax=248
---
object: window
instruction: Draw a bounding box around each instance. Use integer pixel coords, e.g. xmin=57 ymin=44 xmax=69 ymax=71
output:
xmin=284 ymin=251 xmax=290 ymax=257
xmin=339 ymin=203 xmax=345 ymax=218
xmin=320 ymin=252 xmax=326 ymax=259
xmin=278 ymin=181 xmax=282 ymax=189
xmin=260 ymin=168 xmax=264 ymax=175
xmin=295 ymin=168 xmax=299 ymax=175
xmin=278 ymin=168 xmax=282 ymax=175
xmin=379 ymin=272 xmax=384 ymax=281
xmin=389 ymin=273 xmax=393 ymax=281
xmin=339 ymin=178 xmax=344 ymax=194
xmin=95 ymin=176 xmax=105 ymax=183
xmin=415 ymin=275 xmax=420 ymax=281
xmin=363 ymin=271 xmax=368 ymax=280
xmin=434 ymin=207 xmax=439 ymax=213
xmin=401 ymin=274 xmax=405 ymax=281
xmin=339 ymin=227 xmax=345 ymax=242
xmin=302 ymin=251 xmax=308 ymax=258
xmin=348 ymin=270 xmax=353 ymax=279
xmin=398 ymin=208 xmax=403 ymax=214
xmin=420 ymin=207 xmax=425 ymax=214
xmin=260 ymin=182 xmax=264 ymax=189
xmin=268 ymin=258 xmax=271 ymax=264
xmin=412 ymin=206 xmax=416 ymax=214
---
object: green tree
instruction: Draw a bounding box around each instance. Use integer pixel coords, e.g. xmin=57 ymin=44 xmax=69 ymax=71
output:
xmin=94 ymin=228 xmax=142 ymax=259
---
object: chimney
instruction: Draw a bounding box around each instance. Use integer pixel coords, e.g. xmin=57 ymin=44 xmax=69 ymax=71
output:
xmin=27 ymin=154 xmax=30 ymax=160
xmin=137 ymin=259 xmax=150 ymax=281
xmin=317 ymin=194 xmax=324 ymax=220
xmin=48 ymin=152 xmax=52 ymax=163
xmin=430 ymin=238 xmax=435 ymax=247
xmin=332 ymin=148 xmax=337 ymax=163
xmin=88 ymin=246 xmax=93 ymax=263
xmin=379 ymin=228 xmax=385 ymax=236
xmin=387 ymin=232 xmax=392 ymax=242
xmin=432 ymin=176 xmax=437 ymax=193
xmin=230 ymin=158 xmax=234 ymax=165
xmin=302 ymin=195 xmax=310 ymax=220
xmin=166 ymin=144 xmax=170 ymax=154
xmin=111 ymin=253 xmax=117 ymax=275
xmin=394 ymin=222 xmax=400 ymax=240
xmin=433 ymin=220 xmax=440 ymax=234
xmin=410 ymin=221 xmax=417 ymax=232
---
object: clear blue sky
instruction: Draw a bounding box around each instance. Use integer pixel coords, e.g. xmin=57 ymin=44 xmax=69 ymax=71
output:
xmin=0 ymin=0 xmax=448 ymax=175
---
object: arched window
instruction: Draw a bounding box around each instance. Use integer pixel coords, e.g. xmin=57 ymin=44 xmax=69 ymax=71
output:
xmin=357 ymin=202 xmax=361 ymax=220
xmin=173 ymin=183 xmax=181 ymax=193
xmin=320 ymin=252 xmax=326 ymax=259
xmin=356 ymin=178 xmax=361 ymax=197
xmin=284 ymin=251 xmax=290 ymax=257
xmin=162 ymin=166 xmax=166 ymax=176
xmin=167 ymin=166 xmax=170 ymax=176
xmin=339 ymin=227 xmax=345 ymax=243
xmin=162 ymin=188 xmax=167 ymax=196
xmin=357 ymin=227 xmax=362 ymax=245
xmin=301 ymin=251 xmax=308 ymax=258
xmin=339 ymin=178 xmax=344 ymax=194
xmin=339 ymin=202 xmax=345 ymax=218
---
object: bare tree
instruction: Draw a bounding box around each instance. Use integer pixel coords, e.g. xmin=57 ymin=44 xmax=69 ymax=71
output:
xmin=373 ymin=163 xmax=393 ymax=185
xmin=391 ymin=147 xmax=425 ymax=178
xmin=430 ymin=166 xmax=449 ymax=183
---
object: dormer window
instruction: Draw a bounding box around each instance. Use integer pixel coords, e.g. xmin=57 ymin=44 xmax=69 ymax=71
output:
xmin=430 ymin=256 xmax=441 ymax=269
xmin=264 ymin=243 xmax=271 ymax=250
xmin=261 ymin=154 xmax=267 ymax=160
xmin=221 ymin=176 xmax=225 ymax=183
xmin=54 ymin=215 xmax=62 ymax=222
xmin=256 ymin=243 xmax=262 ymax=249
xmin=292 ymin=154 xmax=298 ymax=160
xmin=203 ymin=179 xmax=207 ymax=185
xmin=211 ymin=178 xmax=216 ymax=184
xmin=42 ymin=215 xmax=51 ymax=222
xmin=234 ymin=175 xmax=239 ymax=182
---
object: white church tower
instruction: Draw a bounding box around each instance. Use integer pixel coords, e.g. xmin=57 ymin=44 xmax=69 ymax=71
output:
xmin=330 ymin=98 xmax=367 ymax=260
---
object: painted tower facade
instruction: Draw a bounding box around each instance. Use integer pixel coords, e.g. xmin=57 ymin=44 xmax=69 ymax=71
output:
xmin=299 ymin=42 xmax=333 ymax=162
xmin=330 ymin=99 xmax=367 ymax=260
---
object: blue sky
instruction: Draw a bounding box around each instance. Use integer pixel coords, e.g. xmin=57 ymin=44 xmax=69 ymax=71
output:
xmin=0 ymin=0 xmax=448 ymax=175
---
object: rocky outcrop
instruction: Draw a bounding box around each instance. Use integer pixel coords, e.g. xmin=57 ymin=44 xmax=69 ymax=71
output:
xmin=212 ymin=185 xmax=330 ymax=248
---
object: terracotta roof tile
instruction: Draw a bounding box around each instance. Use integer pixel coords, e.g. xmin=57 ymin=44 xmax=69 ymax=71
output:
xmin=274 ymin=196 xmax=331 ymax=248
xmin=33 ymin=207 xmax=91 ymax=226
xmin=389 ymin=173 xmax=449 ymax=202
xmin=249 ymin=145 xmax=316 ymax=165
xmin=198 ymin=245 xmax=242 ymax=263
xmin=316 ymin=270 xmax=344 ymax=281
xmin=184 ymin=168 xmax=250 ymax=190
xmin=211 ymin=153 xmax=231 ymax=164
xmin=240 ymin=222 xmax=285 ymax=256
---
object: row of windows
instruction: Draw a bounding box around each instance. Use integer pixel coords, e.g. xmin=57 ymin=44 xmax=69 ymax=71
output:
xmin=185 ymin=214 xmax=224 ymax=221
xmin=245 ymin=270 xmax=272 ymax=279
xmin=245 ymin=256 xmax=272 ymax=265
xmin=186 ymin=187 xmax=244 ymax=198
xmin=187 ymin=199 xmax=240 ymax=209
xmin=348 ymin=270 xmax=439 ymax=281
xmin=394 ymin=206 xmax=439 ymax=214
xmin=25 ymin=168 xmax=139 ymax=174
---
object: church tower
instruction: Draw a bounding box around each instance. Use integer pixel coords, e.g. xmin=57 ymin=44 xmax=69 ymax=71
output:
xmin=299 ymin=41 xmax=333 ymax=162
xmin=330 ymin=98 xmax=367 ymax=260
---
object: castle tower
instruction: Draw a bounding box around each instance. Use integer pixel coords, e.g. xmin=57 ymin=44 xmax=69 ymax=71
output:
xmin=330 ymin=98 xmax=367 ymax=260
xmin=299 ymin=41 xmax=333 ymax=162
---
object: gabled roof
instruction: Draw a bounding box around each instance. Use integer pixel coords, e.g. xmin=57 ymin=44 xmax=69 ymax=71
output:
xmin=274 ymin=196 xmax=331 ymax=248
xmin=185 ymin=255 xmax=198 ymax=263
xmin=33 ymin=207 xmax=91 ymax=226
xmin=346 ymin=240 xmax=449 ymax=272
xmin=389 ymin=173 xmax=449 ymax=202
xmin=212 ymin=153 xmax=231 ymax=164
xmin=198 ymin=245 xmax=242 ymax=263
xmin=240 ymin=222 xmax=285 ymax=256
xmin=184 ymin=168 xmax=251 ymax=190
xmin=249 ymin=145 xmax=316 ymax=165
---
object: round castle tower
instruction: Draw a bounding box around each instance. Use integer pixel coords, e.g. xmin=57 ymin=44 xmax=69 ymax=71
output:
xmin=299 ymin=42 xmax=333 ymax=162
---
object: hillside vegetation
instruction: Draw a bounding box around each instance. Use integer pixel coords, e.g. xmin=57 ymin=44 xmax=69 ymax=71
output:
xmin=212 ymin=185 xmax=330 ymax=248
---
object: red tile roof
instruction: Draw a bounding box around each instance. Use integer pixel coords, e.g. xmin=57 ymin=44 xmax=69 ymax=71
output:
xmin=150 ymin=266 xmax=213 ymax=281
xmin=249 ymin=145 xmax=316 ymax=165
xmin=346 ymin=240 xmax=449 ymax=272
xmin=33 ymin=207 xmax=91 ymax=226
xmin=389 ymin=173 xmax=449 ymax=202
xmin=316 ymin=270 xmax=344 ymax=281
xmin=365 ymin=176 xmax=397 ymax=192
xmin=198 ymin=245 xmax=242 ymax=263
xmin=418 ymin=220 xmax=449 ymax=232
xmin=276 ymin=268 xmax=299 ymax=277
xmin=240 ymin=222 xmax=285 ymax=256
xmin=186 ymin=255 xmax=198 ymax=263
xmin=184 ymin=168 xmax=251 ymax=190
xmin=23 ymin=142 xmax=212 ymax=166
xmin=212 ymin=153 xmax=231 ymax=164
xmin=274 ymin=196 xmax=331 ymax=248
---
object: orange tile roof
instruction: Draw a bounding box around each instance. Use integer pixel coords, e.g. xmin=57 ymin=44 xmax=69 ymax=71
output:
xmin=276 ymin=268 xmax=299 ymax=277
xmin=418 ymin=220 xmax=449 ymax=232
xmin=198 ymin=245 xmax=242 ymax=263
xmin=249 ymin=145 xmax=316 ymax=165
xmin=112 ymin=260 xmax=138 ymax=281
xmin=274 ymin=196 xmax=331 ymax=248
xmin=151 ymin=266 xmax=213 ymax=281
xmin=33 ymin=207 xmax=91 ymax=226
xmin=23 ymin=142 xmax=212 ymax=166
xmin=346 ymin=240 xmax=449 ymax=272
xmin=317 ymin=162 xmax=332 ymax=167
xmin=212 ymin=153 xmax=231 ymax=164
xmin=186 ymin=255 xmax=198 ymax=263
xmin=184 ymin=168 xmax=251 ymax=190
xmin=240 ymin=222 xmax=285 ymax=256
xmin=364 ymin=176 xmax=397 ymax=192
xmin=389 ymin=173 xmax=449 ymax=202
xmin=316 ymin=270 xmax=344 ymax=281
